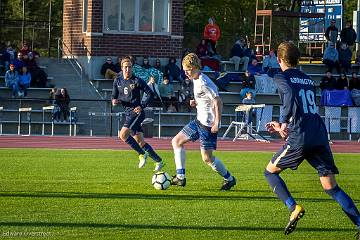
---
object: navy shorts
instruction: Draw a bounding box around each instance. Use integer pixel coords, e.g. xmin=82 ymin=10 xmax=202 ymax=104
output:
xmin=181 ymin=120 xmax=217 ymax=150
xmin=271 ymin=143 xmax=339 ymax=176
xmin=123 ymin=110 xmax=145 ymax=134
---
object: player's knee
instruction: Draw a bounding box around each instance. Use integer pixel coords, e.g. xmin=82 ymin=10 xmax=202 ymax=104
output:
xmin=119 ymin=130 xmax=129 ymax=141
xmin=171 ymin=136 xmax=181 ymax=149
xmin=202 ymin=155 xmax=212 ymax=164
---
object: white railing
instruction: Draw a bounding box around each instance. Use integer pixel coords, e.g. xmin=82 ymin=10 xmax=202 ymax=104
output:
xmin=57 ymin=38 xmax=84 ymax=93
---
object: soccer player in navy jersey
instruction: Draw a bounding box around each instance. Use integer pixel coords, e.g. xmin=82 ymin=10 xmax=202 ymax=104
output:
xmin=264 ymin=42 xmax=360 ymax=237
xmin=112 ymin=57 xmax=164 ymax=171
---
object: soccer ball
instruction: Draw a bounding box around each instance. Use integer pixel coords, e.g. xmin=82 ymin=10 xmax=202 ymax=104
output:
xmin=152 ymin=171 xmax=171 ymax=190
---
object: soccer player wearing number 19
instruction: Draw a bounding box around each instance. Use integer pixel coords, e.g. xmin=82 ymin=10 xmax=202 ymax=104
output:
xmin=264 ymin=42 xmax=360 ymax=237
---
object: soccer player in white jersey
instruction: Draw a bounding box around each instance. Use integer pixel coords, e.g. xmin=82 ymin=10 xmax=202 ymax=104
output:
xmin=170 ymin=53 xmax=236 ymax=190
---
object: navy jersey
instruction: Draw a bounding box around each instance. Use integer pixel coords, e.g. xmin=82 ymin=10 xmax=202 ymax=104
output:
xmin=274 ymin=69 xmax=328 ymax=147
xmin=111 ymin=74 xmax=153 ymax=111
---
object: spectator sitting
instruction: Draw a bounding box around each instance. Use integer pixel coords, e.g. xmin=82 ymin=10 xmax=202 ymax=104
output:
xmin=178 ymin=77 xmax=194 ymax=111
xmin=19 ymin=42 xmax=31 ymax=57
xmin=335 ymin=72 xmax=349 ymax=90
xmin=240 ymin=70 xmax=256 ymax=99
xmin=128 ymin=55 xmax=163 ymax=85
xmin=13 ymin=52 xmax=26 ymax=72
xmin=100 ymin=57 xmax=117 ymax=79
xmin=18 ymin=66 xmax=31 ymax=97
xmin=349 ymin=72 xmax=360 ymax=105
xmin=338 ymin=42 xmax=352 ymax=74
xmin=53 ymin=88 xmax=70 ymax=122
xmin=262 ymin=49 xmax=280 ymax=77
xmin=5 ymin=63 xmax=21 ymax=97
xmin=49 ymin=87 xmax=57 ymax=105
xmin=3 ymin=44 xmax=16 ymax=71
xmin=159 ymin=75 xmax=178 ymax=112
xmin=26 ymin=54 xmax=48 ymax=88
xmin=229 ymin=38 xmax=249 ymax=72
xmin=323 ymin=42 xmax=340 ymax=73
xmin=340 ymin=21 xmax=357 ymax=49
xmin=349 ymin=72 xmax=360 ymax=90
xmin=325 ymin=19 xmax=339 ymax=45
xmin=243 ymin=45 xmax=257 ymax=62
xmin=247 ymin=58 xmax=264 ymax=76
xmin=196 ymin=39 xmax=209 ymax=58
xmin=154 ymin=58 xmax=165 ymax=73
xmin=241 ymin=91 xmax=256 ymax=125
xmin=320 ymin=71 xmax=336 ymax=91
xmin=142 ymin=75 xmax=162 ymax=107
xmin=26 ymin=52 xmax=38 ymax=71
xmin=142 ymin=57 xmax=152 ymax=69
xmin=165 ymin=57 xmax=182 ymax=82
xmin=114 ymin=56 xmax=122 ymax=73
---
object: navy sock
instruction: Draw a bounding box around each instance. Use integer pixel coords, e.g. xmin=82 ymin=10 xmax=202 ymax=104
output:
xmin=264 ymin=170 xmax=296 ymax=212
xmin=143 ymin=143 xmax=162 ymax=162
xmin=325 ymin=185 xmax=360 ymax=227
xmin=176 ymin=169 xmax=185 ymax=174
xmin=125 ymin=136 xmax=145 ymax=155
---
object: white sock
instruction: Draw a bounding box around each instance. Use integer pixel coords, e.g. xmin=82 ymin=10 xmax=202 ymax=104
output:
xmin=210 ymin=157 xmax=233 ymax=181
xmin=174 ymin=146 xmax=186 ymax=179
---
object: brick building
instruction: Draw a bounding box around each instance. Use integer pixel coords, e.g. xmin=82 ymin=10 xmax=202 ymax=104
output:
xmin=62 ymin=0 xmax=184 ymax=79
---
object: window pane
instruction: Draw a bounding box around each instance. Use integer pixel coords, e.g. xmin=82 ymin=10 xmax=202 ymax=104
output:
xmin=121 ymin=0 xmax=135 ymax=31
xmin=139 ymin=0 xmax=153 ymax=32
xmin=154 ymin=0 xmax=169 ymax=32
xmin=104 ymin=0 xmax=119 ymax=31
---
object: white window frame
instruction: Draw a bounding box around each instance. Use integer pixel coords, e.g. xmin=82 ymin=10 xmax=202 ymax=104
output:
xmin=103 ymin=0 xmax=171 ymax=35
xmin=82 ymin=0 xmax=88 ymax=33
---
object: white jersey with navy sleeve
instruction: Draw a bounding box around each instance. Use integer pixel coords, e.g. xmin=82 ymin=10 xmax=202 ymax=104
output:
xmin=193 ymin=73 xmax=219 ymax=127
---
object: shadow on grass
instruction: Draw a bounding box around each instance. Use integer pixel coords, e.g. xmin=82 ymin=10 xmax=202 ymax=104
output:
xmin=0 ymin=191 xmax=345 ymax=203
xmin=0 ymin=221 xmax=354 ymax=233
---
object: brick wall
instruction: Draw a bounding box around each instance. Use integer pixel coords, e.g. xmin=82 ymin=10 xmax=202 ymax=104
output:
xmin=63 ymin=0 xmax=184 ymax=59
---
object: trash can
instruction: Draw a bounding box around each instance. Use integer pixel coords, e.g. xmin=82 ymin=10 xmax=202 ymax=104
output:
xmin=142 ymin=109 xmax=154 ymax=138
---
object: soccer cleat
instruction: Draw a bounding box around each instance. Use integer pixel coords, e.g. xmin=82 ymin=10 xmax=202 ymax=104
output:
xmin=220 ymin=177 xmax=237 ymax=191
xmin=284 ymin=204 xmax=305 ymax=235
xmin=138 ymin=152 xmax=148 ymax=168
xmin=154 ymin=161 xmax=165 ymax=172
xmin=170 ymin=175 xmax=186 ymax=187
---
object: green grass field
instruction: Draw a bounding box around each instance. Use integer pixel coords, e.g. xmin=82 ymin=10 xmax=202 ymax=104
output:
xmin=0 ymin=148 xmax=359 ymax=240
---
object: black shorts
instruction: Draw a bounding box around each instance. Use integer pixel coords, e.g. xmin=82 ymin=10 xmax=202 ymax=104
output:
xmin=271 ymin=143 xmax=339 ymax=176
xmin=123 ymin=110 xmax=145 ymax=134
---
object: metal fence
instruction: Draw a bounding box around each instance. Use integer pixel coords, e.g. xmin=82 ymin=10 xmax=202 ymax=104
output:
xmin=0 ymin=19 xmax=62 ymax=57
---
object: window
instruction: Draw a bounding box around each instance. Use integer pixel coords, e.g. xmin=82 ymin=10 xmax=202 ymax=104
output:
xmin=154 ymin=0 xmax=169 ymax=32
xmin=104 ymin=0 xmax=120 ymax=31
xmin=82 ymin=0 xmax=88 ymax=32
xmin=121 ymin=0 xmax=135 ymax=31
xmin=103 ymin=0 xmax=170 ymax=34
xmin=139 ymin=0 xmax=153 ymax=32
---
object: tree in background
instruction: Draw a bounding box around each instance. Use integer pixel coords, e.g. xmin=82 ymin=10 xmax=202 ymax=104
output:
xmin=184 ymin=0 xmax=357 ymax=58
xmin=0 ymin=0 xmax=63 ymax=56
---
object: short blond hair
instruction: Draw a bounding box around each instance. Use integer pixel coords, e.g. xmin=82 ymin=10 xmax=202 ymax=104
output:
xmin=121 ymin=57 xmax=132 ymax=67
xmin=182 ymin=53 xmax=201 ymax=70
